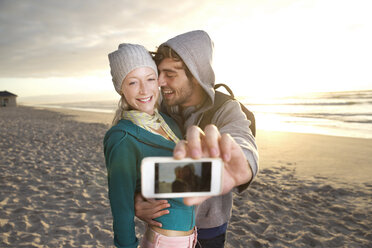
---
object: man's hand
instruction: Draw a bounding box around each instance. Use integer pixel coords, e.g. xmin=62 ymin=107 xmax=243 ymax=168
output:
xmin=174 ymin=125 xmax=253 ymax=206
xmin=134 ymin=193 xmax=170 ymax=227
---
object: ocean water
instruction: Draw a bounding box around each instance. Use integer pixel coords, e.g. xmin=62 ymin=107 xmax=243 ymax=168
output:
xmin=32 ymin=101 xmax=118 ymax=114
xmin=33 ymin=90 xmax=372 ymax=139
xmin=243 ymin=90 xmax=372 ymax=139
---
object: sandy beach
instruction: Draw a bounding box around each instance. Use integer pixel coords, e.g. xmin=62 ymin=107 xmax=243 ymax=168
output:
xmin=1 ymin=106 xmax=371 ymax=247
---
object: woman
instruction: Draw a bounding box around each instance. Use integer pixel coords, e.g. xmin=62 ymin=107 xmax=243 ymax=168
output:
xmin=104 ymin=43 xmax=197 ymax=248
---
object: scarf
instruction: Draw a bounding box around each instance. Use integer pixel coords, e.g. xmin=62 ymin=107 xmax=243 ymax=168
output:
xmin=123 ymin=109 xmax=180 ymax=143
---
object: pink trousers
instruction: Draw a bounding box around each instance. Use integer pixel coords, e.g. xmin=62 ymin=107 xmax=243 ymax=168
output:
xmin=140 ymin=227 xmax=197 ymax=248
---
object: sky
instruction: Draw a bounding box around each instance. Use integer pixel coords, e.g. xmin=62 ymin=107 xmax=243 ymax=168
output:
xmin=0 ymin=0 xmax=371 ymax=103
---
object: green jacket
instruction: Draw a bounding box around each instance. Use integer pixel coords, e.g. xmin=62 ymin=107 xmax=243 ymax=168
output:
xmin=104 ymin=113 xmax=195 ymax=248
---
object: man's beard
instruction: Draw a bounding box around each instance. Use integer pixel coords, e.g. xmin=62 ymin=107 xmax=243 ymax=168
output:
xmin=161 ymin=80 xmax=194 ymax=107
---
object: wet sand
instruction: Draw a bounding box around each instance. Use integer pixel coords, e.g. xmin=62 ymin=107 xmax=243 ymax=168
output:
xmin=0 ymin=106 xmax=371 ymax=247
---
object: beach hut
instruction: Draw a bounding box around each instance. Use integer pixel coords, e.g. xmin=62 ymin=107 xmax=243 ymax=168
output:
xmin=0 ymin=91 xmax=17 ymax=107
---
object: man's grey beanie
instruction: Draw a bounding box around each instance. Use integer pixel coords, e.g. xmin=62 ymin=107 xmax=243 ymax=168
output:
xmin=162 ymin=30 xmax=215 ymax=90
xmin=108 ymin=43 xmax=158 ymax=95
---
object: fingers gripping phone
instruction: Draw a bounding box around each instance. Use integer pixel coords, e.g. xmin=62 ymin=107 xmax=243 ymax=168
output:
xmin=141 ymin=157 xmax=223 ymax=198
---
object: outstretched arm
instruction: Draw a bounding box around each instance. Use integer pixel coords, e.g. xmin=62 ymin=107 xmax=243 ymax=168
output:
xmin=174 ymin=125 xmax=253 ymax=205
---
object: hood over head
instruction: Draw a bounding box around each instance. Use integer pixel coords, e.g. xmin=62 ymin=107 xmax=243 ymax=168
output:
xmin=162 ymin=30 xmax=215 ymax=107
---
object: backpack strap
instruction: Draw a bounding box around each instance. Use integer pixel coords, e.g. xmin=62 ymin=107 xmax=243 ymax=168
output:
xmin=199 ymin=84 xmax=256 ymax=137
xmin=199 ymin=91 xmax=232 ymax=130
xmin=215 ymin=83 xmax=235 ymax=97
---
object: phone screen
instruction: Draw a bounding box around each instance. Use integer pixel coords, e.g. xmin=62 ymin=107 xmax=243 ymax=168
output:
xmin=155 ymin=162 xmax=211 ymax=193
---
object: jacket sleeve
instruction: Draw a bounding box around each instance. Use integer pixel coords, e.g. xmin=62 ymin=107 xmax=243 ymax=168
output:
xmin=104 ymin=130 xmax=139 ymax=248
xmin=211 ymin=99 xmax=259 ymax=185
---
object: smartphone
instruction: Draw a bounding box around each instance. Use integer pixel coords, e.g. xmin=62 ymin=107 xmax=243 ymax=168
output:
xmin=141 ymin=157 xmax=223 ymax=198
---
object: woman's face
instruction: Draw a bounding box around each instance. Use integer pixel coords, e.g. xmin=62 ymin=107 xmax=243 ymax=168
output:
xmin=121 ymin=67 xmax=159 ymax=115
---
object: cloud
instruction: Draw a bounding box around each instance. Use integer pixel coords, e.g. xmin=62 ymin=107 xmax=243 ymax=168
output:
xmin=0 ymin=0 xmax=297 ymax=78
xmin=2 ymin=0 xmax=371 ymax=97
xmin=0 ymin=0 xmax=209 ymax=78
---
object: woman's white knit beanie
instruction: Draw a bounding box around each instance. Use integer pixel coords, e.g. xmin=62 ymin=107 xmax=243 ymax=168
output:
xmin=108 ymin=43 xmax=158 ymax=95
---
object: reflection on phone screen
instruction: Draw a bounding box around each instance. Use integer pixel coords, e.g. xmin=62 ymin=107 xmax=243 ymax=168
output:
xmin=155 ymin=162 xmax=211 ymax=193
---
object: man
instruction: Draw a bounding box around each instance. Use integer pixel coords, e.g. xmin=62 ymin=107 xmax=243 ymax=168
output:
xmin=135 ymin=30 xmax=259 ymax=247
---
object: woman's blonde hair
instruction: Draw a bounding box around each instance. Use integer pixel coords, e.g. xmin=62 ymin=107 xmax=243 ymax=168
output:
xmin=112 ymin=95 xmax=130 ymax=126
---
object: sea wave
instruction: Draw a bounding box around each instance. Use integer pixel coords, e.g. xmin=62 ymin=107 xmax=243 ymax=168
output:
xmin=287 ymin=113 xmax=372 ymax=124
xmin=288 ymin=113 xmax=372 ymax=118
xmin=247 ymin=101 xmax=369 ymax=106
xmin=25 ymin=89 xmax=372 ymax=138
xmin=244 ymin=100 xmax=372 ymax=106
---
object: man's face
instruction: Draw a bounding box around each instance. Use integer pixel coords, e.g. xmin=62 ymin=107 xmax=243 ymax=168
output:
xmin=158 ymin=58 xmax=196 ymax=107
